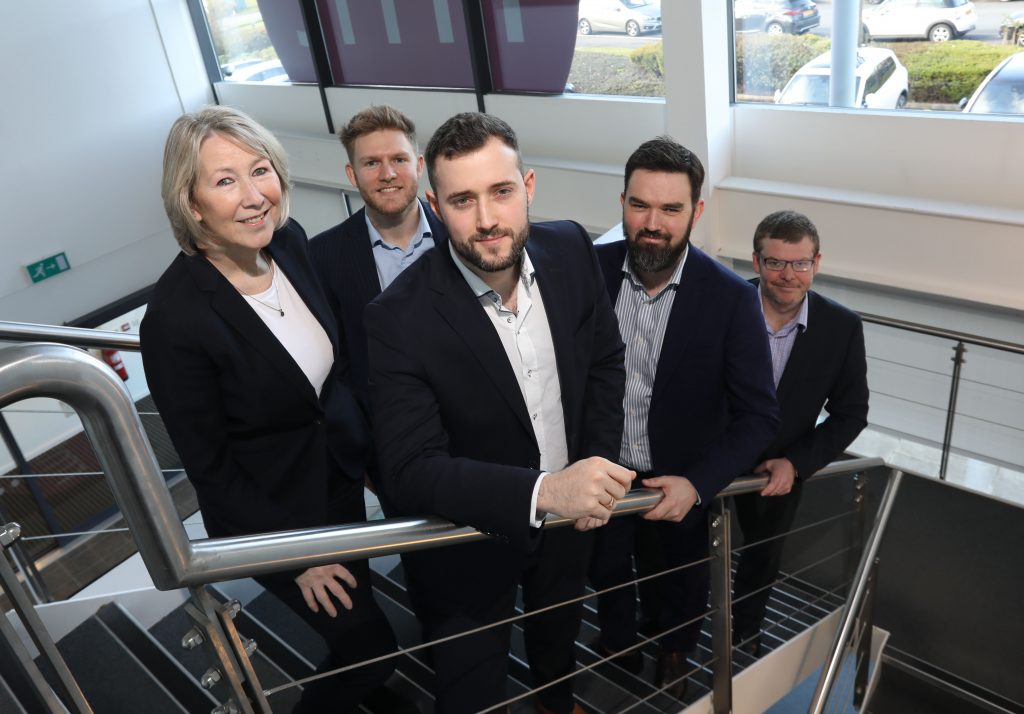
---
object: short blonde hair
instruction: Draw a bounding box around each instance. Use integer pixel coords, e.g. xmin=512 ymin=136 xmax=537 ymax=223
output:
xmin=161 ymin=105 xmax=291 ymax=255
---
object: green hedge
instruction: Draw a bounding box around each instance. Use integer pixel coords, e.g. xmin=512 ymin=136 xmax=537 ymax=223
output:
xmin=886 ymin=40 xmax=1020 ymax=104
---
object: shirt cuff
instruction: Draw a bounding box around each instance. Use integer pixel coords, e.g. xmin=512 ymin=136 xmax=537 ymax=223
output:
xmin=530 ymin=472 xmax=548 ymax=527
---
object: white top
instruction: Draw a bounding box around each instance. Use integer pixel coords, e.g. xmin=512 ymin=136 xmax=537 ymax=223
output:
xmin=241 ymin=259 xmax=333 ymax=396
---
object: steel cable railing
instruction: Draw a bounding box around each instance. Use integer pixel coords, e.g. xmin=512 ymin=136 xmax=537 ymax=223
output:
xmin=0 ymin=340 xmax=890 ymax=714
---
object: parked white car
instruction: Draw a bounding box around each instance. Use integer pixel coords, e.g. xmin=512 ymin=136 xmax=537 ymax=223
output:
xmin=862 ymin=0 xmax=976 ymax=43
xmin=776 ymin=48 xmax=910 ymax=109
xmin=578 ymin=0 xmax=662 ymax=36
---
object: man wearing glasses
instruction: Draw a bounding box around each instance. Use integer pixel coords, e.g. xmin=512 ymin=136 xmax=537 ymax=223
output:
xmin=732 ymin=210 xmax=869 ymax=656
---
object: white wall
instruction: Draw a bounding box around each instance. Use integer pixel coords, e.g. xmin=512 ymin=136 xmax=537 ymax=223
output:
xmin=0 ymin=0 xmax=212 ymax=327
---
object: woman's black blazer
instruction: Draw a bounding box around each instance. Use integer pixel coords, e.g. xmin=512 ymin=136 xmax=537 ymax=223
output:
xmin=140 ymin=220 xmax=370 ymax=541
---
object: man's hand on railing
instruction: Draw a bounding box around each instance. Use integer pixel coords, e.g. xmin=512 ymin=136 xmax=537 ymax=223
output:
xmin=641 ymin=475 xmax=698 ymax=522
xmin=295 ymin=564 xmax=358 ymax=617
xmin=756 ymin=458 xmax=796 ymax=497
xmin=537 ymin=457 xmax=635 ymax=528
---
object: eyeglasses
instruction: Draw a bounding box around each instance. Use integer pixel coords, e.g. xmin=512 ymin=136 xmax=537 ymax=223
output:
xmin=758 ymin=255 xmax=816 ymax=272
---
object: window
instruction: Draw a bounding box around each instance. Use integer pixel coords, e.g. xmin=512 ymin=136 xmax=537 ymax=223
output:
xmin=200 ymin=0 xmax=315 ymax=83
xmin=733 ymin=0 xmax=1023 ymax=116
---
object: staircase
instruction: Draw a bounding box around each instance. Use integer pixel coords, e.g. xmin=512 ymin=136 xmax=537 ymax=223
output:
xmin=15 ymin=554 xmax=849 ymax=714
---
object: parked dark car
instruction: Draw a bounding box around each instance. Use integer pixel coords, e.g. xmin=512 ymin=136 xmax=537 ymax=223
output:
xmin=1000 ymin=11 xmax=1024 ymax=46
xmin=734 ymin=0 xmax=821 ymax=35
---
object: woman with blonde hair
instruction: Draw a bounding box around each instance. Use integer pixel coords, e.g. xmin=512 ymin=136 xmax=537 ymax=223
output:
xmin=141 ymin=105 xmax=397 ymax=712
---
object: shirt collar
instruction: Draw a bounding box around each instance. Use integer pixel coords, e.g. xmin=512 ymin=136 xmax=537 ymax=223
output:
xmin=620 ymin=243 xmax=689 ymax=293
xmin=365 ymin=201 xmax=432 ymax=250
xmin=449 ymin=240 xmax=535 ymax=298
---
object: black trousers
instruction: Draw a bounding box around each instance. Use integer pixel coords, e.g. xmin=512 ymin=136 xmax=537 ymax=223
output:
xmin=731 ymin=480 xmax=804 ymax=639
xmin=255 ymin=476 xmax=397 ymax=714
xmin=405 ymin=528 xmax=594 ymax=714
xmin=590 ymin=494 xmax=710 ymax=655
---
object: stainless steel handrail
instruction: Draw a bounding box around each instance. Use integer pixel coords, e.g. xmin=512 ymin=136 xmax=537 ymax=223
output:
xmin=0 ymin=321 xmax=140 ymax=351
xmin=0 ymin=343 xmax=883 ymax=590
xmin=859 ymin=312 xmax=1024 ymax=356
xmin=808 ymin=468 xmax=904 ymax=714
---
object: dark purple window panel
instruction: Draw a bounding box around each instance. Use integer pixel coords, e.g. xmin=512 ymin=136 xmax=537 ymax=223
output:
xmin=315 ymin=0 xmax=475 ymax=88
xmin=257 ymin=0 xmax=318 ymax=83
xmin=481 ymin=0 xmax=578 ymax=93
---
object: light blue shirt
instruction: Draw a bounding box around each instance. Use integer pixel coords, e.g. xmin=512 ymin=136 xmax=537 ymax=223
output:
xmin=759 ymin=285 xmax=809 ymax=388
xmin=367 ymin=202 xmax=435 ymax=290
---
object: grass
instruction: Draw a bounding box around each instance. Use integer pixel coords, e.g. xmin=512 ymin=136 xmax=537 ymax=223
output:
xmin=567 ymin=46 xmax=665 ymax=97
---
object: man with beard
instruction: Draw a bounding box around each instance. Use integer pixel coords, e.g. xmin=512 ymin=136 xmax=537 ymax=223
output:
xmin=310 ymin=105 xmax=446 ymax=410
xmin=364 ymin=112 xmax=632 ymax=713
xmin=732 ymin=210 xmax=868 ymax=656
xmin=589 ymin=137 xmax=779 ymax=699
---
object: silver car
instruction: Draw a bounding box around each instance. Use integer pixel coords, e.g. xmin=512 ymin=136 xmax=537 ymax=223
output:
xmin=578 ymin=0 xmax=662 ymax=37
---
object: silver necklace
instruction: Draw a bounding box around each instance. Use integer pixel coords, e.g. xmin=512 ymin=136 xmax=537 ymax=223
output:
xmin=236 ymin=258 xmax=284 ymax=316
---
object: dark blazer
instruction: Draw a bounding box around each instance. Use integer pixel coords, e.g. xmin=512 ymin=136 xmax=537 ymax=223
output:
xmin=365 ymin=221 xmax=626 ymax=552
xmin=597 ymin=241 xmax=780 ymax=502
xmin=140 ymin=220 xmax=371 ymax=542
xmin=751 ymin=281 xmax=869 ymax=475
xmin=308 ymin=199 xmax=446 ymax=408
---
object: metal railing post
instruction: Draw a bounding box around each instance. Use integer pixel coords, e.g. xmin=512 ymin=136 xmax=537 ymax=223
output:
xmin=184 ymin=586 xmax=270 ymax=714
xmin=0 ymin=522 xmax=93 ymax=713
xmin=809 ymin=469 xmax=903 ymax=714
xmin=939 ymin=341 xmax=967 ymax=481
xmin=853 ymin=559 xmax=878 ymax=708
xmin=847 ymin=472 xmax=867 ymax=585
xmin=708 ymin=502 xmax=733 ymax=714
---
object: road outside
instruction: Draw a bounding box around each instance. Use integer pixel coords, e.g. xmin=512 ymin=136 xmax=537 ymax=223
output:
xmin=575 ymin=0 xmax=1022 ymax=48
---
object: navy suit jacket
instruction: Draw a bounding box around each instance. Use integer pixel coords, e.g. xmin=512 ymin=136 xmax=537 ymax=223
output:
xmin=751 ymin=281 xmax=869 ymax=476
xmin=597 ymin=241 xmax=780 ymax=504
xmin=308 ymin=199 xmax=446 ymax=409
xmin=141 ymin=220 xmax=371 ymax=546
xmin=365 ymin=221 xmax=625 ymax=552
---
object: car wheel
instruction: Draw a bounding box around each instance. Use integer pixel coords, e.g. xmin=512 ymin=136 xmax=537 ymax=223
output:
xmin=626 ymin=20 xmax=640 ymax=37
xmin=861 ymin=25 xmax=871 ymax=44
xmin=579 ymin=18 xmax=592 ymax=35
xmin=928 ymin=23 xmax=953 ymax=42
xmin=766 ymin=21 xmax=785 ymax=35
xmin=896 ymin=92 xmax=907 ymax=109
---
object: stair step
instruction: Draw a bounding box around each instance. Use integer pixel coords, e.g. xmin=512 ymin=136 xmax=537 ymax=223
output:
xmin=94 ymin=602 xmax=217 ymax=713
xmin=41 ymin=615 xmax=185 ymax=714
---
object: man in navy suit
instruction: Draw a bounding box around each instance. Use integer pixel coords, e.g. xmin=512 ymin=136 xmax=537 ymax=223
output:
xmin=732 ymin=210 xmax=869 ymax=655
xmin=365 ymin=112 xmax=633 ymax=714
xmin=309 ymin=105 xmax=445 ymax=410
xmin=589 ymin=137 xmax=779 ymax=698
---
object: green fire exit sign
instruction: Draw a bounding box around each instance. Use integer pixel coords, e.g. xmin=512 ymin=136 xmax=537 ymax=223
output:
xmin=26 ymin=253 xmax=70 ymax=283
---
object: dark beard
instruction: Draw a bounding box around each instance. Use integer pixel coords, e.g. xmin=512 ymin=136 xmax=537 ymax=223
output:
xmin=625 ymin=220 xmax=692 ymax=274
xmin=452 ymin=224 xmax=529 ymax=273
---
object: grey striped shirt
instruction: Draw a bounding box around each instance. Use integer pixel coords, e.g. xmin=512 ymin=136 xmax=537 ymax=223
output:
xmin=615 ymin=246 xmax=689 ymax=471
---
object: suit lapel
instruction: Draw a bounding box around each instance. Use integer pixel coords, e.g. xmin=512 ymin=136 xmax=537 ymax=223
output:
xmin=190 ymin=236 xmax=320 ymax=409
xmin=529 ymin=238 xmax=576 ymax=440
xmin=344 ymin=209 xmax=384 ymax=305
xmin=651 ymin=246 xmax=709 ymax=400
xmin=429 ymin=242 xmax=535 ymax=440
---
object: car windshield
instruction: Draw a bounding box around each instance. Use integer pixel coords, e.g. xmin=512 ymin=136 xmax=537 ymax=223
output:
xmin=943 ymin=0 xmax=968 ymax=6
xmin=780 ymin=75 xmax=863 ymax=105
xmin=971 ymin=81 xmax=1024 ymax=114
xmin=622 ymin=0 xmax=651 ymax=7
